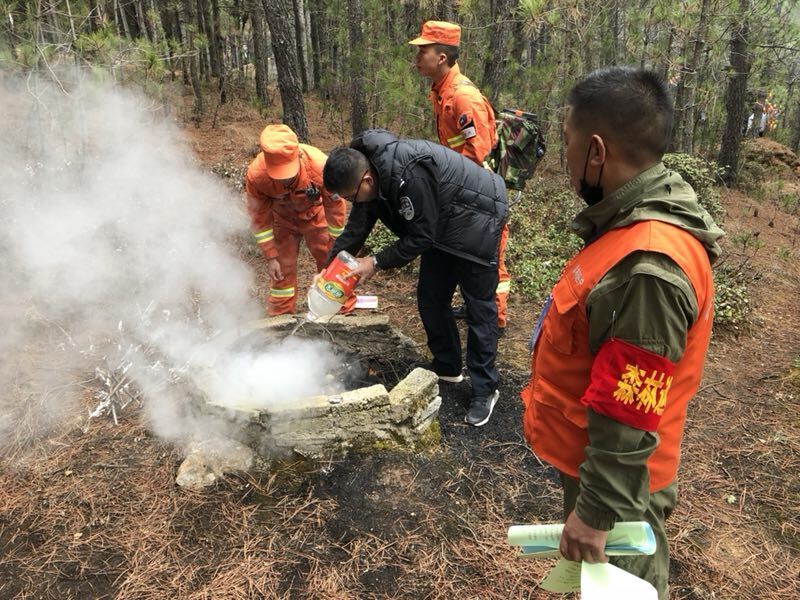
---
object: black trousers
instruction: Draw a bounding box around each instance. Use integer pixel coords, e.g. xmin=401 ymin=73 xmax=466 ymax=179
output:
xmin=417 ymin=249 xmax=499 ymax=397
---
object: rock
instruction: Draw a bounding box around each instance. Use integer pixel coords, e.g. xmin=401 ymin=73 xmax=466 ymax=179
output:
xmin=182 ymin=316 xmax=440 ymax=475
xmin=175 ymin=439 xmax=255 ymax=490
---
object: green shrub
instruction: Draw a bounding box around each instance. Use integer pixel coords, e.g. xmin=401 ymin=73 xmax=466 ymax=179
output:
xmin=363 ymin=222 xmax=398 ymax=255
xmin=712 ymin=261 xmax=758 ymax=327
xmin=662 ymin=153 xmax=725 ymax=222
xmin=505 ymin=180 xmax=583 ymax=300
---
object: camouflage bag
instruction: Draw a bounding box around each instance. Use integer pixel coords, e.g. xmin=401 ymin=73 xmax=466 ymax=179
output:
xmin=484 ymin=109 xmax=546 ymax=192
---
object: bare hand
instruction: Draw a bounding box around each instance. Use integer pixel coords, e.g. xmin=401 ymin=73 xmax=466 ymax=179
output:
xmin=559 ymin=510 xmax=609 ymax=563
xmin=344 ymin=256 xmax=377 ymax=283
xmin=267 ymin=258 xmax=283 ymax=281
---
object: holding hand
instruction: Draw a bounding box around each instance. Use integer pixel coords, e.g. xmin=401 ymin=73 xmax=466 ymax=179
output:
xmin=344 ymin=256 xmax=377 ymax=283
xmin=267 ymin=258 xmax=283 ymax=281
xmin=559 ymin=510 xmax=609 ymax=563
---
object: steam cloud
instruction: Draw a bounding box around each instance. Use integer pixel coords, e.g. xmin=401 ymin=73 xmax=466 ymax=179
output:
xmin=0 ymin=71 xmax=339 ymax=451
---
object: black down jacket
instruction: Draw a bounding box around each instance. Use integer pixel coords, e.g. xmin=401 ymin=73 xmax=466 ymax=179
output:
xmin=329 ymin=129 xmax=507 ymax=269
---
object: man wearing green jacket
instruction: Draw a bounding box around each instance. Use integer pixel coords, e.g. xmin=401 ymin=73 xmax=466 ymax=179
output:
xmin=521 ymin=66 xmax=724 ymax=597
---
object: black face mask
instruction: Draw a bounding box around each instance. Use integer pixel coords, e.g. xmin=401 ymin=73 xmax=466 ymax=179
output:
xmin=578 ymin=141 xmax=605 ymax=206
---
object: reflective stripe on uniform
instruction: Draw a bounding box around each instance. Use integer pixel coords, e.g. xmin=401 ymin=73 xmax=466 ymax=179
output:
xmin=327 ymin=224 xmax=344 ymax=237
xmin=269 ymin=286 xmax=295 ymax=298
xmin=447 ymin=133 xmax=465 ymax=148
xmin=254 ymin=229 xmax=274 ymax=243
xmin=496 ymin=280 xmax=511 ymax=294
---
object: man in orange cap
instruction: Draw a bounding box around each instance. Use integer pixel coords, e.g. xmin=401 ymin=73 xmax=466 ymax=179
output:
xmin=409 ymin=20 xmax=512 ymax=335
xmin=245 ymin=124 xmax=352 ymax=316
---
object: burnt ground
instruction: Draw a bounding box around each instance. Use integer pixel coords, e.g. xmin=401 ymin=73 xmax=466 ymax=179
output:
xmin=1 ymin=89 xmax=799 ymax=598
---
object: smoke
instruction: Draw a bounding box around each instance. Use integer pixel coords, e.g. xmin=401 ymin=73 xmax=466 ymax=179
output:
xmin=0 ymin=71 xmax=340 ymax=451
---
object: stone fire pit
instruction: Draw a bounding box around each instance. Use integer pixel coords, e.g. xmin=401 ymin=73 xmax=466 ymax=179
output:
xmin=176 ymin=314 xmax=441 ymax=489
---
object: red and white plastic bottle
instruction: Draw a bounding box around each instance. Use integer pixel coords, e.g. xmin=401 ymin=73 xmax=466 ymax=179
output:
xmin=306 ymin=251 xmax=359 ymax=321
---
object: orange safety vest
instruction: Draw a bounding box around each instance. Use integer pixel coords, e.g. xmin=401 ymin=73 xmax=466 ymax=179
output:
xmin=520 ymin=220 xmax=714 ymax=492
xmin=430 ymin=64 xmax=497 ymax=165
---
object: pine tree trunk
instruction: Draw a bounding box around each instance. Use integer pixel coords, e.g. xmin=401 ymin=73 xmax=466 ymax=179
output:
xmin=88 ymin=0 xmax=102 ymax=32
xmin=293 ymin=0 xmax=308 ymax=92
xmin=670 ymin=38 xmax=689 ymax=152
xmin=115 ymin=0 xmax=132 ymax=39
xmin=718 ymin=0 xmax=751 ymax=186
xmin=661 ymin=26 xmax=675 ymax=82
xmin=347 ymin=0 xmax=368 ymax=136
xmin=250 ymin=0 xmax=270 ymax=106
xmin=263 ymin=0 xmax=309 ymax=142
xmin=608 ymin=0 xmax=620 ymax=66
xmin=310 ymin=7 xmax=322 ymax=92
xmin=789 ymin=93 xmax=800 ymax=153
xmin=211 ymin=0 xmax=223 ymax=77
xmin=182 ymin=0 xmax=204 ymax=118
xmin=135 ymin=0 xmax=150 ymax=41
xmin=482 ymin=0 xmax=515 ymax=105
xmin=680 ymin=0 xmax=711 ymax=155
xmin=435 ymin=0 xmax=455 ymax=21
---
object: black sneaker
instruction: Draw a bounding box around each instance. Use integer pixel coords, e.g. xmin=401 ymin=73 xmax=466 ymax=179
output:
xmin=465 ymin=390 xmax=499 ymax=427
xmin=452 ymin=304 xmax=467 ymax=319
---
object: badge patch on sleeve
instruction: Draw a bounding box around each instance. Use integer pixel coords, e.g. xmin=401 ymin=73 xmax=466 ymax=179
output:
xmin=461 ymin=125 xmax=477 ymax=139
xmin=580 ymin=338 xmax=676 ymax=431
xmin=398 ymin=196 xmax=415 ymax=220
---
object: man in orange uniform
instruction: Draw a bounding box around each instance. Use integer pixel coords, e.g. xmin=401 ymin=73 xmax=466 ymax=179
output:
xmin=409 ymin=20 xmax=511 ymax=334
xmin=245 ymin=124 xmax=352 ymax=316
xmin=520 ymin=67 xmax=723 ymax=597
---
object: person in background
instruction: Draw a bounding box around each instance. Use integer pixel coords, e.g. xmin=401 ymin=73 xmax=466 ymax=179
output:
xmin=409 ymin=20 xmax=511 ymax=336
xmin=245 ymin=124 xmax=353 ymax=316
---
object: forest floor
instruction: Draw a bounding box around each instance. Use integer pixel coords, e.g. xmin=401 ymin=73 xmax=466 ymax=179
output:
xmin=1 ymin=85 xmax=799 ymax=599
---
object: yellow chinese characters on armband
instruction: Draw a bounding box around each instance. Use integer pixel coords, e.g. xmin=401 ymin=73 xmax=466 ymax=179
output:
xmin=581 ymin=339 xmax=676 ymax=431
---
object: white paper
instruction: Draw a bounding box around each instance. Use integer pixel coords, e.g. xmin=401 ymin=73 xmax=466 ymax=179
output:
xmin=581 ymin=561 xmax=658 ymax=599
xmin=540 ymin=559 xmax=582 ymax=593
xmin=355 ymin=295 xmax=378 ymax=309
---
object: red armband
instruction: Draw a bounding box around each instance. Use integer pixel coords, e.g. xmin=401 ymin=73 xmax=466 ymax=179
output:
xmin=580 ymin=338 xmax=675 ymax=431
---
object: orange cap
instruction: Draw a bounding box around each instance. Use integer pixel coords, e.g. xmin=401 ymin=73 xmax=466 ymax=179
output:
xmin=408 ymin=21 xmax=461 ymax=47
xmin=259 ymin=124 xmax=300 ymax=180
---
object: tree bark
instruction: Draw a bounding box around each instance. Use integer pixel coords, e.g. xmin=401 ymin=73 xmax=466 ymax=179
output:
xmin=135 ymin=0 xmax=150 ymax=41
xmin=789 ymin=92 xmax=800 ymax=153
xmin=669 ymin=38 xmax=689 ymax=152
xmin=435 ymin=0 xmax=456 ymax=21
xmin=263 ymin=0 xmax=309 ymax=142
xmin=347 ymin=0 xmax=368 ymax=136
xmin=181 ymin=0 xmax=204 ymax=118
xmin=250 ymin=0 xmax=270 ymax=106
xmin=608 ymin=0 xmax=620 ymax=66
xmin=210 ymin=0 xmax=223 ymax=77
xmin=482 ymin=0 xmax=515 ymax=105
xmin=679 ymin=0 xmax=711 ymax=154
xmin=115 ymin=0 xmax=132 ymax=39
xmin=309 ymin=6 xmax=322 ymax=92
xmin=718 ymin=0 xmax=751 ymax=186
xmin=293 ymin=0 xmax=309 ymax=92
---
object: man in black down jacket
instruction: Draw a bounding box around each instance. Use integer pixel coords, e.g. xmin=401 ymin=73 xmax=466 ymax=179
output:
xmin=322 ymin=129 xmax=507 ymax=426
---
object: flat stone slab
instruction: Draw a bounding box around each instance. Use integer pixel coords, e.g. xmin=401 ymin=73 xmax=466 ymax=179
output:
xmin=176 ymin=317 xmax=440 ymax=487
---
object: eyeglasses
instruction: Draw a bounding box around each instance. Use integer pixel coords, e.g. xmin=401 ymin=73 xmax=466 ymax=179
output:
xmin=334 ymin=170 xmax=369 ymax=202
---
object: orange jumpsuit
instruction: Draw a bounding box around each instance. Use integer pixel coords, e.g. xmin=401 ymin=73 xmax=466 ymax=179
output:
xmin=245 ymin=144 xmax=353 ymax=316
xmin=431 ymin=64 xmax=511 ymax=328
